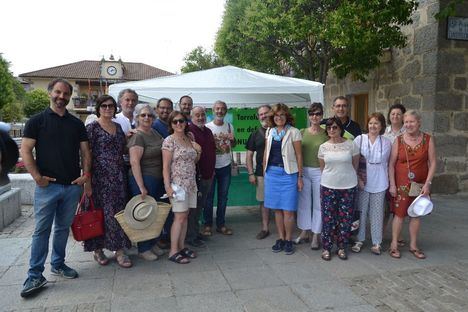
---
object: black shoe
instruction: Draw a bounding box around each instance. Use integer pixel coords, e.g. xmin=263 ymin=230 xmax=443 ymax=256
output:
xmin=156 ymin=239 xmax=170 ymax=250
xmin=50 ymin=264 xmax=78 ymax=279
xmin=272 ymin=239 xmax=285 ymax=253
xmin=187 ymin=238 xmax=206 ymax=248
xmin=20 ymin=276 xmax=47 ymax=298
xmin=284 ymin=240 xmax=295 ymax=255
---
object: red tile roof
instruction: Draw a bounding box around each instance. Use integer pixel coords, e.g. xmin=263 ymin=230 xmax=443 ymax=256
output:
xmin=19 ymin=60 xmax=173 ymax=80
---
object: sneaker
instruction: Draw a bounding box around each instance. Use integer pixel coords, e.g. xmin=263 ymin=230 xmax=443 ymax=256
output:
xmin=272 ymin=239 xmax=285 ymax=253
xmin=187 ymin=238 xmax=206 ymax=248
xmin=20 ymin=276 xmax=47 ymax=298
xmin=151 ymin=245 xmax=167 ymax=256
xmin=284 ymin=240 xmax=295 ymax=255
xmin=50 ymin=264 xmax=78 ymax=279
xmin=139 ymin=250 xmax=158 ymax=261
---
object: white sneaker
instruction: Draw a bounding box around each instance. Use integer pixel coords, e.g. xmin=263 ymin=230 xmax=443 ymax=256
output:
xmin=139 ymin=250 xmax=158 ymax=261
xmin=151 ymin=245 xmax=166 ymax=256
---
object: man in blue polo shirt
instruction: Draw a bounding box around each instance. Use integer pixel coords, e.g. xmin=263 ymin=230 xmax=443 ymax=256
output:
xmin=20 ymin=79 xmax=91 ymax=298
xmin=152 ymin=97 xmax=173 ymax=138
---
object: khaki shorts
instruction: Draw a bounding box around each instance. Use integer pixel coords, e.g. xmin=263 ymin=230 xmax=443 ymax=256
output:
xmin=170 ymin=190 xmax=197 ymax=213
xmin=256 ymin=176 xmax=264 ymax=202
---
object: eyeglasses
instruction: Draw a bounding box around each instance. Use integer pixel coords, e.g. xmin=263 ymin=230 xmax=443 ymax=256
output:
xmin=140 ymin=113 xmax=153 ymax=118
xmin=326 ymin=125 xmax=339 ymax=130
xmin=172 ymin=118 xmax=186 ymax=125
xmin=274 ymin=114 xmax=286 ymax=118
xmin=334 ymin=104 xmax=348 ymax=109
xmin=308 ymin=111 xmax=323 ymax=116
xmin=100 ymin=104 xmax=114 ymax=109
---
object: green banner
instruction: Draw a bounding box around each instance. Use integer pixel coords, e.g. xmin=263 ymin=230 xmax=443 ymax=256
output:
xmin=207 ymin=107 xmax=308 ymax=151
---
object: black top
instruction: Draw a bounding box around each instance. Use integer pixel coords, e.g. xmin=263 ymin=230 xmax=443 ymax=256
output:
xmin=0 ymin=130 xmax=19 ymax=185
xmin=321 ymin=117 xmax=362 ymax=138
xmin=245 ymin=127 xmax=267 ymax=176
xmin=268 ymin=140 xmax=284 ymax=167
xmin=23 ymin=107 xmax=88 ymax=185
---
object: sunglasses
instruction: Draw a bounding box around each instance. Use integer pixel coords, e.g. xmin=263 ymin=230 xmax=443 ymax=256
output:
xmin=100 ymin=104 xmax=114 ymax=109
xmin=326 ymin=125 xmax=339 ymax=130
xmin=172 ymin=118 xmax=186 ymax=125
xmin=140 ymin=113 xmax=154 ymax=118
xmin=308 ymin=111 xmax=323 ymax=116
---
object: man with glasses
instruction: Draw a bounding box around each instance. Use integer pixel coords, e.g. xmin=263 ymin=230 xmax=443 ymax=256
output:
xmin=152 ymin=97 xmax=174 ymax=138
xmin=322 ymin=96 xmax=361 ymax=139
xmin=246 ymin=105 xmax=272 ymax=239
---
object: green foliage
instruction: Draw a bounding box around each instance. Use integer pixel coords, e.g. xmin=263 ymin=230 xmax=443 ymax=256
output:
xmin=0 ymin=54 xmax=15 ymax=112
xmin=436 ymin=0 xmax=465 ymax=20
xmin=181 ymin=46 xmax=225 ymax=73
xmin=23 ymin=89 xmax=49 ymax=117
xmin=0 ymin=101 xmax=23 ymax=123
xmin=215 ymin=0 xmax=418 ymax=82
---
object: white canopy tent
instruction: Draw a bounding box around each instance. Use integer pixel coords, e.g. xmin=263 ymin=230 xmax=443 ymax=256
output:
xmin=108 ymin=66 xmax=324 ymax=107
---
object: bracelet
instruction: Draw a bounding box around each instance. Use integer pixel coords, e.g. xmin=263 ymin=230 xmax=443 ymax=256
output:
xmin=83 ymin=172 xmax=91 ymax=178
xmin=426 ymin=181 xmax=432 ymax=185
xmin=298 ymin=174 xmax=304 ymax=178
xmin=248 ymin=173 xmax=254 ymax=176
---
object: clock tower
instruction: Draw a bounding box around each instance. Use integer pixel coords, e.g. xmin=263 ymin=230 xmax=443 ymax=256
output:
xmin=100 ymin=55 xmax=124 ymax=79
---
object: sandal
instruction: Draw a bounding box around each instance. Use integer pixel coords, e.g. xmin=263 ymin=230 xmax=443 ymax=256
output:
xmin=180 ymin=247 xmax=197 ymax=259
xmin=351 ymin=242 xmax=363 ymax=253
xmin=337 ymin=249 xmax=348 ymax=260
xmin=168 ymin=252 xmax=190 ymax=264
xmin=371 ymin=244 xmax=381 ymax=255
xmin=116 ymin=253 xmax=133 ymax=268
xmin=201 ymin=226 xmax=212 ymax=236
xmin=93 ymin=250 xmax=109 ymax=266
xmin=397 ymin=239 xmax=406 ymax=247
xmin=389 ymin=248 xmax=401 ymax=259
xmin=321 ymin=250 xmax=331 ymax=261
xmin=216 ymin=226 xmax=233 ymax=235
xmin=409 ymin=249 xmax=426 ymax=260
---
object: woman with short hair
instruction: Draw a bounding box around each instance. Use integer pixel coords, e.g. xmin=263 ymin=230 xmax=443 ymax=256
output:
xmin=318 ymin=117 xmax=360 ymax=261
xmin=351 ymin=113 xmax=392 ymax=255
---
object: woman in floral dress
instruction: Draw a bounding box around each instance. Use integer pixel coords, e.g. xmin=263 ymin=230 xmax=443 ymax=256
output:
xmin=84 ymin=95 xmax=132 ymax=268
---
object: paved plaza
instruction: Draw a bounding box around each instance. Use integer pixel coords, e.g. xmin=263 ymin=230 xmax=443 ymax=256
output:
xmin=1 ymin=195 xmax=468 ymax=312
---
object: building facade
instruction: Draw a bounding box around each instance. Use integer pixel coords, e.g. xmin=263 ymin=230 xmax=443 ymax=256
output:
xmin=324 ymin=0 xmax=468 ymax=193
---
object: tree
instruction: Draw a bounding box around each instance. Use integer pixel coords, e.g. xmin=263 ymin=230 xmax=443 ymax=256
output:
xmin=215 ymin=0 xmax=418 ymax=83
xmin=0 ymin=54 xmax=15 ymax=112
xmin=23 ymin=89 xmax=49 ymax=117
xmin=180 ymin=46 xmax=225 ymax=73
xmin=0 ymin=102 xmax=23 ymax=123
xmin=436 ymin=0 xmax=465 ymax=19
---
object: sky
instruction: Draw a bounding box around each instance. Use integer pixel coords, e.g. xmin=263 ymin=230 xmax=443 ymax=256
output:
xmin=0 ymin=0 xmax=226 ymax=76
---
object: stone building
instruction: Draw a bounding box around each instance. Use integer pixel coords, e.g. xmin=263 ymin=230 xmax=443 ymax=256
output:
xmin=324 ymin=0 xmax=468 ymax=194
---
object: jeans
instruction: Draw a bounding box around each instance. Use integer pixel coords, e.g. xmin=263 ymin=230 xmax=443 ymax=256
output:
xmin=28 ymin=184 xmax=81 ymax=279
xmin=187 ymin=177 xmax=213 ymax=240
xmin=204 ymin=164 xmax=231 ymax=228
xmin=128 ymin=175 xmax=164 ymax=253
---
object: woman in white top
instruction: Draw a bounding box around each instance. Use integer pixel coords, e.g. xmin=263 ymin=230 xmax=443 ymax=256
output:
xmin=318 ymin=117 xmax=360 ymax=261
xmin=383 ymin=103 xmax=406 ymax=144
xmin=351 ymin=113 xmax=392 ymax=255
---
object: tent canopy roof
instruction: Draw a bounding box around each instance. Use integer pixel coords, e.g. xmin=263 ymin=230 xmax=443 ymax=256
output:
xmin=109 ymin=65 xmax=324 ymax=107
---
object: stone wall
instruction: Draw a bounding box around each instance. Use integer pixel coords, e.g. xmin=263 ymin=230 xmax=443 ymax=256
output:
xmin=324 ymin=0 xmax=468 ymax=194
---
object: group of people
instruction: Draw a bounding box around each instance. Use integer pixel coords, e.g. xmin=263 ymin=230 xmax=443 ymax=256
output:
xmin=19 ymin=78 xmax=436 ymax=298
xmin=246 ymin=97 xmax=436 ymax=262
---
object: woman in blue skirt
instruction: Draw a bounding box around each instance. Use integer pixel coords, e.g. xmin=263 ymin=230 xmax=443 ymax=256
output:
xmin=263 ymin=103 xmax=303 ymax=255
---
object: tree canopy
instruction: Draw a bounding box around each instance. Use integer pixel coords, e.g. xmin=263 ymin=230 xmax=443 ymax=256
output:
xmin=0 ymin=54 xmax=15 ymax=113
xmin=180 ymin=46 xmax=225 ymax=73
xmin=23 ymin=89 xmax=49 ymax=117
xmin=215 ymin=0 xmax=418 ymax=83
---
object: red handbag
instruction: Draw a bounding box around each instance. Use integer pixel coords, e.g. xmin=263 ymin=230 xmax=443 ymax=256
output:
xmin=71 ymin=193 xmax=104 ymax=241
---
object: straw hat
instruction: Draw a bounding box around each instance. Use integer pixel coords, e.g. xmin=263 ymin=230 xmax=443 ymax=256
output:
xmin=124 ymin=195 xmax=158 ymax=230
xmin=408 ymin=194 xmax=433 ymax=218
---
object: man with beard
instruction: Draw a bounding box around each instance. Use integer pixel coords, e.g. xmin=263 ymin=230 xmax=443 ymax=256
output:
xmin=187 ymin=106 xmax=216 ymax=247
xmin=246 ymin=105 xmax=271 ymax=239
xmin=20 ymin=79 xmax=91 ymax=298
xmin=152 ymin=97 xmax=173 ymax=138
xmin=178 ymin=95 xmax=193 ymax=120
xmin=203 ymin=100 xmax=235 ymax=236
xmin=114 ymin=89 xmax=138 ymax=134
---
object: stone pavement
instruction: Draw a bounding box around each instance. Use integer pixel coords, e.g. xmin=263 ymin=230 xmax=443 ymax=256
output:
xmin=1 ymin=195 xmax=468 ymax=312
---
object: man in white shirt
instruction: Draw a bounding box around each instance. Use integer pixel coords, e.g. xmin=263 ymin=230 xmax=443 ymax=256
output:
xmin=203 ymin=100 xmax=235 ymax=236
xmin=114 ymin=89 xmax=138 ymax=134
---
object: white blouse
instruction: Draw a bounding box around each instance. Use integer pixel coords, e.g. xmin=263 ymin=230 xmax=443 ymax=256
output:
xmin=354 ymin=134 xmax=392 ymax=193
xmin=383 ymin=125 xmax=405 ymax=144
xmin=318 ymin=140 xmax=359 ymax=189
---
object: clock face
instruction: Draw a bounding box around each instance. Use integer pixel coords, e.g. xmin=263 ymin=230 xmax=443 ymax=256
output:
xmin=107 ymin=66 xmax=117 ymax=76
